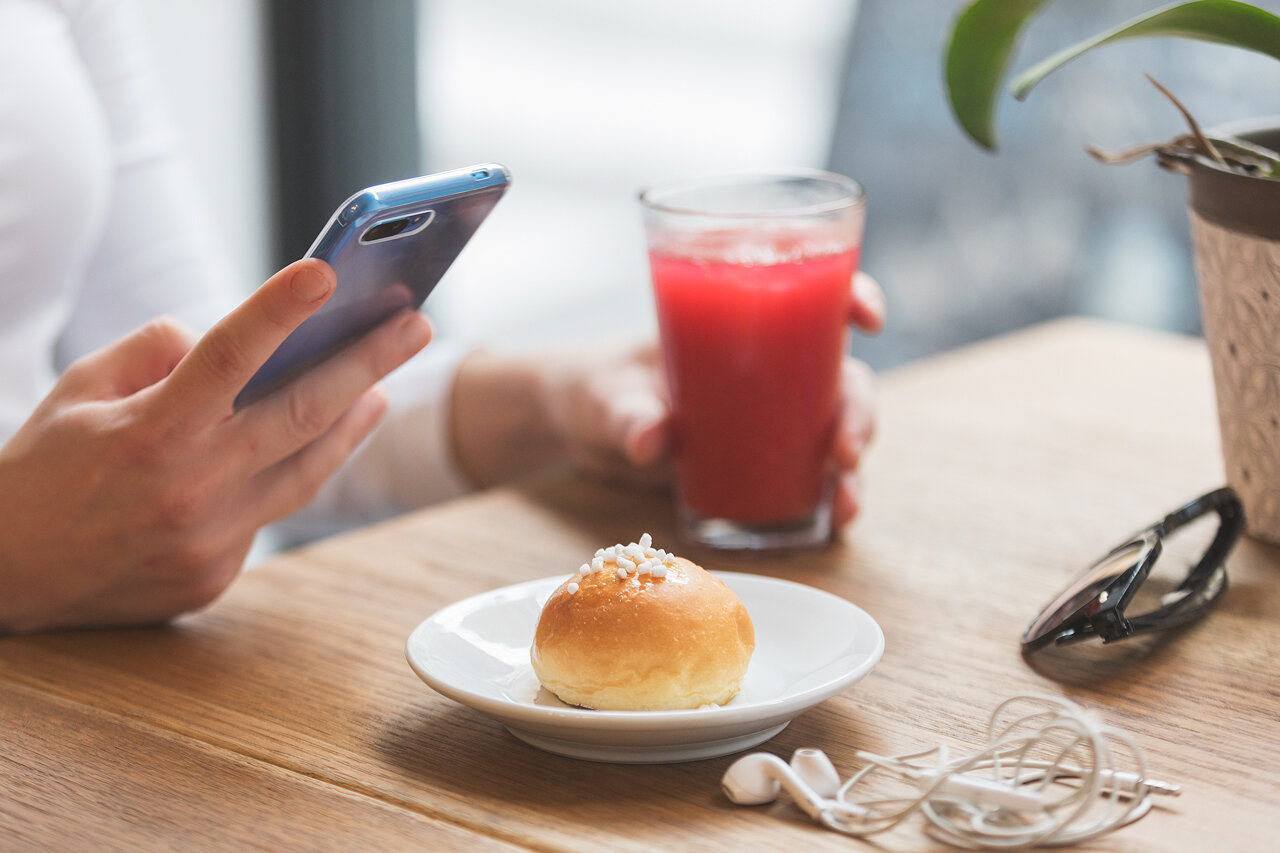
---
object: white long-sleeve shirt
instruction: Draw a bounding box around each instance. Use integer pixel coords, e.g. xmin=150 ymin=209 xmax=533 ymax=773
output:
xmin=0 ymin=0 xmax=473 ymax=544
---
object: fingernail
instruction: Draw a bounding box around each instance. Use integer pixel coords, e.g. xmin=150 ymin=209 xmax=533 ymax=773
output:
xmin=398 ymin=311 xmax=431 ymax=351
xmin=292 ymin=265 xmax=331 ymax=302
xmin=363 ymin=384 xmax=390 ymax=420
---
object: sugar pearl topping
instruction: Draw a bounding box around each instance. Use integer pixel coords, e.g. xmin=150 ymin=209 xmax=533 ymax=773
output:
xmin=563 ymin=533 xmax=676 ymax=593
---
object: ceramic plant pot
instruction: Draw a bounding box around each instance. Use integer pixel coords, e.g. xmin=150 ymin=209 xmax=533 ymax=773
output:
xmin=1171 ymin=120 xmax=1280 ymax=543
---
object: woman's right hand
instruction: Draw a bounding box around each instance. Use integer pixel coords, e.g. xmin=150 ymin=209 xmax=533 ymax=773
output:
xmin=0 ymin=258 xmax=432 ymax=634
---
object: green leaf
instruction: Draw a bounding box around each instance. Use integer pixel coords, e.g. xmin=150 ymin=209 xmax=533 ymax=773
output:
xmin=945 ymin=0 xmax=1053 ymax=150
xmin=1012 ymin=1 xmax=1280 ymax=99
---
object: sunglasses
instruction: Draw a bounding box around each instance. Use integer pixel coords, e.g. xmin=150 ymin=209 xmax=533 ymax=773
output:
xmin=1022 ymin=487 xmax=1244 ymax=652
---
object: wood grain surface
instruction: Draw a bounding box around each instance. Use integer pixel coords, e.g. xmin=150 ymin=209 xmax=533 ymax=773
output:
xmin=2 ymin=318 xmax=1276 ymax=851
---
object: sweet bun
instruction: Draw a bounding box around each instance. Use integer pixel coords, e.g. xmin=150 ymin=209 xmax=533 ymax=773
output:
xmin=531 ymin=535 xmax=754 ymax=711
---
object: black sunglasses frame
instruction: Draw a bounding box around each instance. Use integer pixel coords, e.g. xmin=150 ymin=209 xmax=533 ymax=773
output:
xmin=1022 ymin=487 xmax=1245 ymax=652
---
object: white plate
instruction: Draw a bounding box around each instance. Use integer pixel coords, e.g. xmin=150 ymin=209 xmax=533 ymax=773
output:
xmin=405 ymin=572 xmax=884 ymax=763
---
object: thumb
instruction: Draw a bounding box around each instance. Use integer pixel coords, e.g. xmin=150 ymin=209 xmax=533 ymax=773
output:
xmin=624 ymin=410 xmax=671 ymax=468
xmin=606 ymin=388 xmax=670 ymax=468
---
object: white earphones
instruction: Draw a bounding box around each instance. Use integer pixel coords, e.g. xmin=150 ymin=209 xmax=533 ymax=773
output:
xmin=722 ymin=747 xmax=1055 ymax=817
xmin=721 ymin=749 xmax=850 ymax=822
xmin=720 ymin=695 xmax=1181 ymax=850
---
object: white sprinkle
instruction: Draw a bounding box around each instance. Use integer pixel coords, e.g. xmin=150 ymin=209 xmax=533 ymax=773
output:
xmin=566 ymin=582 xmax=579 ymax=594
xmin=580 ymin=538 xmax=679 ymax=584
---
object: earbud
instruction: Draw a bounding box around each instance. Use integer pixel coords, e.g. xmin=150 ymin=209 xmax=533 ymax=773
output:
xmin=721 ymin=750 xmax=850 ymax=822
xmin=789 ymin=748 xmax=842 ymax=798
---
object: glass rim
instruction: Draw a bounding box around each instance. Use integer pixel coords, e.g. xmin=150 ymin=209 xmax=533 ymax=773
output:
xmin=637 ymin=168 xmax=865 ymax=219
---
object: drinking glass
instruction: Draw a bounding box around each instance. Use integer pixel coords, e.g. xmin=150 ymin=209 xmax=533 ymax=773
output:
xmin=640 ymin=171 xmax=866 ymax=550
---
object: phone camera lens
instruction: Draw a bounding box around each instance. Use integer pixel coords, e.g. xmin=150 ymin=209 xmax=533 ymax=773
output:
xmin=362 ymin=217 xmax=410 ymax=242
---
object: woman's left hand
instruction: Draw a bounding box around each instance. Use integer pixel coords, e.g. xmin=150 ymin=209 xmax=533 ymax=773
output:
xmin=537 ymin=271 xmax=885 ymax=527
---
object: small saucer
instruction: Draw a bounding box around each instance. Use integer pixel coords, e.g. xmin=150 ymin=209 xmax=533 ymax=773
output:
xmin=405 ymin=572 xmax=884 ymax=763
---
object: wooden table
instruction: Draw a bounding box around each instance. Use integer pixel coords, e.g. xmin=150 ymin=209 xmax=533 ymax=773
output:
xmin=3 ymin=318 xmax=1277 ymax=851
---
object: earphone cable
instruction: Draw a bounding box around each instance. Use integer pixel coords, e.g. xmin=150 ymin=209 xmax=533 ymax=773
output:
xmin=801 ymin=695 xmax=1171 ymax=848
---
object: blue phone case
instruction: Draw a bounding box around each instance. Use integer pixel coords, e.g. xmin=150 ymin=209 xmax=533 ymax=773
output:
xmin=235 ymin=164 xmax=510 ymax=408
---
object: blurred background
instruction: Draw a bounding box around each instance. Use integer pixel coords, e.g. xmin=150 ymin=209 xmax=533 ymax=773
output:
xmin=135 ymin=0 xmax=1280 ymax=370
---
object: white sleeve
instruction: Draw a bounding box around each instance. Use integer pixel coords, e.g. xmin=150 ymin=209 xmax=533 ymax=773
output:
xmin=56 ymin=0 xmax=237 ymax=367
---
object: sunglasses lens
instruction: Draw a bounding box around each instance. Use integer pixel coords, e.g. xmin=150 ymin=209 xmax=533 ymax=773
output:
xmin=1023 ymin=488 xmax=1241 ymax=652
xmin=1023 ymin=542 xmax=1145 ymax=647
xmin=1127 ymin=508 xmax=1228 ymax=621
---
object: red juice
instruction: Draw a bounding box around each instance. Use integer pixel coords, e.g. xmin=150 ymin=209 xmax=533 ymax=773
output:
xmin=651 ymin=245 xmax=858 ymax=524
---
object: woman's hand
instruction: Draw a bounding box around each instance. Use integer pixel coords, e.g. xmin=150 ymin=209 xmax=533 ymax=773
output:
xmin=0 ymin=259 xmax=432 ymax=633
xmin=451 ymin=272 xmax=885 ymax=528
xmin=550 ymin=272 xmax=885 ymax=526
xmin=832 ymin=270 xmax=884 ymax=524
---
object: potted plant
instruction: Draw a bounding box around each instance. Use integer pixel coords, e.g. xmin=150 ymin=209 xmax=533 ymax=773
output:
xmin=946 ymin=0 xmax=1280 ymax=543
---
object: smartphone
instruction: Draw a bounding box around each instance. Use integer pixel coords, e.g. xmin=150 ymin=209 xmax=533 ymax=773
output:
xmin=235 ymin=163 xmax=511 ymax=408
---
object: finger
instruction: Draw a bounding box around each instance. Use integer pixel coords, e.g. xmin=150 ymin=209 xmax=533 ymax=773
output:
xmin=605 ymin=387 xmax=670 ymax=468
xmin=233 ymin=309 xmax=431 ymax=471
xmin=834 ymin=358 xmax=877 ymax=470
xmin=634 ymin=339 xmax=663 ymax=368
xmin=848 ymin=271 xmax=886 ymax=334
xmin=555 ymin=343 xmax=670 ymax=469
xmin=247 ymin=386 xmax=390 ymax=523
xmin=60 ymin=317 xmax=200 ymax=401
xmin=833 ymin=471 xmax=863 ymax=527
xmin=162 ymin=259 xmax=336 ymax=418
xmin=624 ymin=412 xmax=671 ymax=469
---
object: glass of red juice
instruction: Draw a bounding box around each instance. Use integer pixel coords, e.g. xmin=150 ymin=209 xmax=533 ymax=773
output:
xmin=640 ymin=171 xmax=866 ymax=550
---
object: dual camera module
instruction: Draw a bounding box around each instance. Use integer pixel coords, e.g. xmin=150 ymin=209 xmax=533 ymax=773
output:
xmin=360 ymin=209 xmax=435 ymax=244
